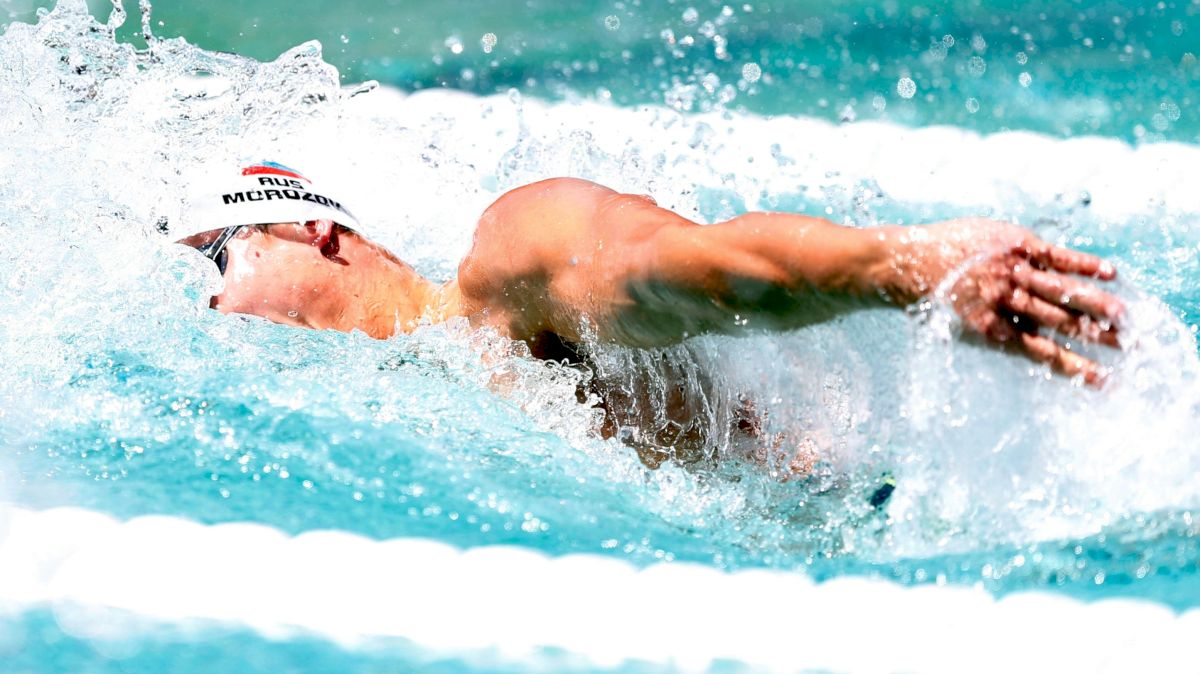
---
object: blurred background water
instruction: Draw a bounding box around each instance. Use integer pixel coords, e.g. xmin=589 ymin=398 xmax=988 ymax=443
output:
xmin=5 ymin=0 xmax=1199 ymax=143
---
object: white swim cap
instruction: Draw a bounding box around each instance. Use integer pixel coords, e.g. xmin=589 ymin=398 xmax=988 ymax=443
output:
xmin=179 ymin=161 xmax=362 ymax=239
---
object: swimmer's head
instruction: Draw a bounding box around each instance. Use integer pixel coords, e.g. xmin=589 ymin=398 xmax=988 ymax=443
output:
xmin=177 ymin=162 xmax=425 ymax=338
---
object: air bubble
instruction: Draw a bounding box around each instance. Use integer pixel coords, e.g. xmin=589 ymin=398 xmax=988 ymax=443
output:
xmin=604 ymin=15 xmax=621 ymax=30
xmin=742 ymin=62 xmax=762 ymax=83
xmin=481 ymin=32 xmax=497 ymax=53
xmin=1018 ymin=72 xmax=1032 ymax=87
xmin=897 ymin=77 xmax=916 ymax=99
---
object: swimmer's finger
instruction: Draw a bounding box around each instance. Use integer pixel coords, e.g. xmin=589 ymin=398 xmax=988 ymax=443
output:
xmin=1020 ymin=240 xmax=1117 ymax=280
xmin=1001 ymin=287 xmax=1120 ymax=347
xmin=1018 ymin=332 xmax=1105 ymax=387
xmin=1014 ymin=266 xmax=1125 ymax=325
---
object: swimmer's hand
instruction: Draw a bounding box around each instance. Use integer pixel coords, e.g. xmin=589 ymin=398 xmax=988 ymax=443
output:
xmin=882 ymin=219 xmax=1124 ymax=385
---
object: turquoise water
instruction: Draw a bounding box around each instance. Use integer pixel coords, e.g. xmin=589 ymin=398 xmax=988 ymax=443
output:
xmin=1 ymin=0 xmax=1200 ymax=671
xmin=7 ymin=0 xmax=1198 ymax=143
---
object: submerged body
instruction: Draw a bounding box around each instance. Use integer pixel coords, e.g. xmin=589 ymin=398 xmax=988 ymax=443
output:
xmin=183 ymin=175 xmax=1123 ymax=468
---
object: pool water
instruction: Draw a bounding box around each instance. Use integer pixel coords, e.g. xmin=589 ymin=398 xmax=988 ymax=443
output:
xmin=1 ymin=1 xmax=1199 ymax=672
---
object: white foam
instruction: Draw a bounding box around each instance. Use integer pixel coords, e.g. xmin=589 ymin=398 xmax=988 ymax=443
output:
xmin=338 ymin=87 xmax=1200 ymax=225
xmin=2 ymin=505 xmax=1196 ymax=673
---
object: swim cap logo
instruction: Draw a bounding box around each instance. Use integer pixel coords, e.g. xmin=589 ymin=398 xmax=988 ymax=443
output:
xmin=216 ymin=161 xmax=357 ymax=220
xmin=240 ymin=161 xmax=311 ymax=183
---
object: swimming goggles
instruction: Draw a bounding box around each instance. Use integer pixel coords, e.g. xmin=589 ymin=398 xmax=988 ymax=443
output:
xmin=195 ymin=224 xmax=245 ymax=275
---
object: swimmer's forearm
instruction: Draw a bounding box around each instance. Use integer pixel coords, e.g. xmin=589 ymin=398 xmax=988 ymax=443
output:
xmin=697 ymin=213 xmax=983 ymax=307
xmin=652 ymin=214 xmax=920 ymax=302
xmin=633 ymin=214 xmax=928 ymax=338
xmin=718 ymin=213 xmax=912 ymax=302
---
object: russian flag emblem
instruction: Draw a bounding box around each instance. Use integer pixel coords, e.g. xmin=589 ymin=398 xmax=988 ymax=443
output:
xmin=241 ymin=161 xmax=311 ymax=183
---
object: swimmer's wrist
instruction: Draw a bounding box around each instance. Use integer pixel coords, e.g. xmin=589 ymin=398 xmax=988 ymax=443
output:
xmin=866 ymin=225 xmax=939 ymax=307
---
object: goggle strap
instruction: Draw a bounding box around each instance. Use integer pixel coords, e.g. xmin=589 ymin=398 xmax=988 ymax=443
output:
xmin=201 ymin=225 xmax=245 ymax=261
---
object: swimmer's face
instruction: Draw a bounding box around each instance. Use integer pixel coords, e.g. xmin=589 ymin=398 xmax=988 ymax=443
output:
xmin=181 ymin=221 xmax=351 ymax=329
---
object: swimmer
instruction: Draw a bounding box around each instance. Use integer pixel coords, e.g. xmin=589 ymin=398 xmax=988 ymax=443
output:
xmin=181 ymin=161 xmax=1122 ymax=377
xmin=180 ymin=161 xmax=1123 ymax=469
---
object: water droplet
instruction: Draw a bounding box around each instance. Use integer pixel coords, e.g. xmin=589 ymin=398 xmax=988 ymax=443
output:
xmin=967 ymin=55 xmax=987 ymax=77
xmin=481 ymin=32 xmax=497 ymax=53
xmin=287 ymin=310 xmax=299 ymax=318
xmin=896 ymin=77 xmax=916 ymax=98
xmin=742 ymin=62 xmax=762 ymax=82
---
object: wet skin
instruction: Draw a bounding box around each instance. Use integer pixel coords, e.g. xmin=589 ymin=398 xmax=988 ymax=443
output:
xmin=457 ymin=178 xmax=1122 ymax=384
xmin=182 ymin=177 xmax=1124 ymax=416
xmin=184 ymin=177 xmax=1122 ymax=383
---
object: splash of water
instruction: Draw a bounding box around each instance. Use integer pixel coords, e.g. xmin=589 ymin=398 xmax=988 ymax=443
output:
xmin=1 ymin=1 xmax=1198 ymax=590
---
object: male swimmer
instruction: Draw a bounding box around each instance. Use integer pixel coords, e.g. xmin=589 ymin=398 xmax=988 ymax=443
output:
xmin=179 ymin=162 xmax=1124 ymax=465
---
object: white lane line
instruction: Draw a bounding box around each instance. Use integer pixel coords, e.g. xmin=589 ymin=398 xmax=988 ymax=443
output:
xmin=1 ymin=505 xmax=1196 ymax=674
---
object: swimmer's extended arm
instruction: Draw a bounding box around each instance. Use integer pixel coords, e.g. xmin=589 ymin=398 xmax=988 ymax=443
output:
xmin=624 ymin=212 xmax=1124 ymax=383
xmin=464 ymin=178 xmax=1122 ymax=382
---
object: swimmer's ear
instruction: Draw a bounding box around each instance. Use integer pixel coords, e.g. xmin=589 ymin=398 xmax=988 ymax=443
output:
xmin=304 ymin=219 xmax=347 ymax=265
xmin=305 ymin=219 xmax=336 ymax=249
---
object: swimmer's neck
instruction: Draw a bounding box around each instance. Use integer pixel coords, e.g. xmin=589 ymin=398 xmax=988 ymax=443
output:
xmin=322 ymin=231 xmax=463 ymax=338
